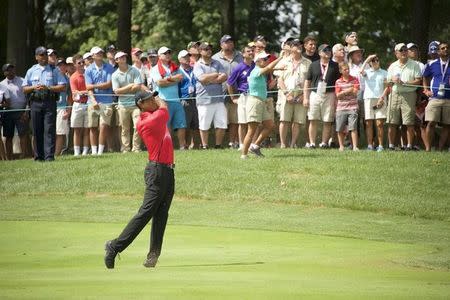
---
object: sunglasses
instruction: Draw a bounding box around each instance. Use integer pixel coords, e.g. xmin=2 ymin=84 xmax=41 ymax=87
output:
xmin=76 ymin=61 xmax=84 ymax=65
xmin=372 ymin=58 xmax=379 ymax=62
xmin=440 ymin=46 xmax=448 ymax=50
xmin=399 ymin=48 xmax=408 ymax=52
xmin=164 ymin=51 xmax=172 ymax=55
xmin=37 ymin=53 xmax=48 ymax=57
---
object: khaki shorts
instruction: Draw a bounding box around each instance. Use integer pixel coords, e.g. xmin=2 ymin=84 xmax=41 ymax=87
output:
xmin=386 ymin=92 xmax=416 ymax=125
xmin=277 ymin=91 xmax=307 ymax=124
xmin=99 ymin=104 xmax=114 ymax=126
xmin=307 ymin=92 xmax=336 ymax=122
xmin=237 ymin=94 xmax=247 ymax=124
xmin=87 ymin=105 xmax=100 ymax=128
xmin=364 ymin=98 xmax=387 ymax=120
xmin=425 ymin=99 xmax=450 ymax=124
xmin=246 ymin=95 xmax=274 ymax=123
xmin=56 ymin=108 xmax=70 ymax=135
xmin=70 ymin=102 xmax=89 ymax=128
xmin=226 ymin=101 xmax=238 ymax=124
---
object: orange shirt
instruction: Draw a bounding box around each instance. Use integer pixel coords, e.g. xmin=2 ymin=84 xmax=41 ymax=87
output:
xmin=70 ymin=71 xmax=88 ymax=103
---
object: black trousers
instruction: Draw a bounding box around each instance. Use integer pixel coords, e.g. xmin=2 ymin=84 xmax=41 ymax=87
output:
xmin=111 ymin=162 xmax=175 ymax=257
xmin=31 ymin=100 xmax=56 ymax=160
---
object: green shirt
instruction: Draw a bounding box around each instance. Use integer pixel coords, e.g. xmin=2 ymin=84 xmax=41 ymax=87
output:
xmin=248 ymin=66 xmax=268 ymax=100
xmin=111 ymin=65 xmax=142 ymax=105
xmin=387 ymin=59 xmax=421 ymax=93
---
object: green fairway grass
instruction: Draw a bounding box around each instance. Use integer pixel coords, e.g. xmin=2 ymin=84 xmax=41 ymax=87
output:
xmin=1 ymin=221 xmax=449 ymax=300
xmin=0 ymin=149 xmax=449 ymax=298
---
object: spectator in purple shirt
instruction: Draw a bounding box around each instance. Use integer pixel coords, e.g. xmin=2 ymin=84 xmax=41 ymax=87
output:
xmin=227 ymin=45 xmax=255 ymax=150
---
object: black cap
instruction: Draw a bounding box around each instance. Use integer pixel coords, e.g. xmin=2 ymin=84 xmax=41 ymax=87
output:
xmin=57 ymin=58 xmax=66 ymax=65
xmin=135 ymin=90 xmax=159 ymax=107
xmin=106 ymin=44 xmax=116 ymax=52
xmin=35 ymin=46 xmax=47 ymax=55
xmin=220 ymin=35 xmax=233 ymax=44
xmin=147 ymin=48 xmax=158 ymax=56
xmin=187 ymin=41 xmax=201 ymax=49
xmin=2 ymin=63 xmax=14 ymax=72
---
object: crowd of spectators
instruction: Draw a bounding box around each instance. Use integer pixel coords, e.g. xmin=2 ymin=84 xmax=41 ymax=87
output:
xmin=0 ymin=32 xmax=448 ymax=160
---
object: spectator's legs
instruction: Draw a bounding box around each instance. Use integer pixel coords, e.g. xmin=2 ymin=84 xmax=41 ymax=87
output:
xmin=119 ymin=107 xmax=131 ymax=152
xmin=376 ymin=119 xmax=385 ymax=147
xmin=322 ymin=122 xmax=332 ymax=144
xmin=242 ymin=122 xmax=259 ymax=155
xmin=90 ymin=127 xmax=99 ymax=154
xmin=291 ymin=122 xmax=300 ymax=147
xmin=73 ymin=128 xmax=82 ymax=155
xmin=365 ymin=120 xmax=374 ymax=147
xmin=337 ymin=131 xmax=345 ymax=151
xmin=55 ymin=134 xmax=65 ymax=155
xmin=0 ymin=136 xmax=6 ymax=160
xmin=406 ymin=125 xmax=415 ymax=147
xmin=279 ymin=121 xmax=290 ymax=148
xmin=215 ymin=128 xmax=225 ymax=147
xmin=351 ymin=130 xmax=359 ymax=151
xmin=228 ymin=123 xmax=238 ymax=147
xmin=132 ymin=107 xmax=142 ymax=152
xmin=238 ymin=124 xmax=247 ymax=147
xmin=388 ymin=125 xmax=397 ymax=147
xmin=308 ymin=120 xmax=318 ymax=145
xmin=177 ymin=128 xmax=186 ymax=149
xmin=99 ymin=124 xmax=110 ymax=154
xmin=200 ymin=130 xmax=209 ymax=148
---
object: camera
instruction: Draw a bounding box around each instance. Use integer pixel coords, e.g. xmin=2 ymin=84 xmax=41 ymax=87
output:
xmin=372 ymin=105 xmax=379 ymax=110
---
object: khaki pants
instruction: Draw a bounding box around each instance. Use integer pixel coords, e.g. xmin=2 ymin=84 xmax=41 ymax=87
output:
xmin=118 ymin=104 xmax=142 ymax=152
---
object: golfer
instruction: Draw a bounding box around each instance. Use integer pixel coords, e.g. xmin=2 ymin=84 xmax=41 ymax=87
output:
xmin=104 ymin=90 xmax=175 ymax=269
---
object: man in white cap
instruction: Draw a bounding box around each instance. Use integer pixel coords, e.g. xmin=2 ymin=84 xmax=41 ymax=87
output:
xmin=132 ymin=47 xmax=151 ymax=87
xmin=47 ymin=49 xmax=58 ymax=69
xmin=150 ymin=46 xmax=186 ymax=149
xmin=386 ymin=43 xmax=422 ymax=151
xmin=83 ymin=52 xmax=93 ymax=67
xmin=111 ymin=51 xmax=145 ymax=152
xmin=84 ymin=46 xmax=116 ymax=155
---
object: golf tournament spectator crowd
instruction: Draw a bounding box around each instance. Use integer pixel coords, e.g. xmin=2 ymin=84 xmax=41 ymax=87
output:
xmin=0 ymin=32 xmax=449 ymax=161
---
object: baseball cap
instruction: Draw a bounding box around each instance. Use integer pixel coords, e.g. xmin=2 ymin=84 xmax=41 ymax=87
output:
xmin=66 ymin=57 xmax=74 ymax=64
xmin=407 ymin=43 xmax=418 ymax=49
xmin=177 ymin=50 xmax=190 ymax=60
xmin=139 ymin=52 xmax=148 ymax=60
xmin=57 ymin=58 xmax=66 ymax=65
xmin=158 ymin=46 xmax=171 ymax=55
xmin=134 ymin=90 xmax=159 ymax=107
xmin=106 ymin=45 xmax=116 ymax=52
xmin=114 ymin=51 xmax=127 ymax=60
xmin=2 ymin=63 xmax=14 ymax=72
xmin=199 ymin=42 xmax=213 ymax=50
xmin=394 ymin=43 xmax=407 ymax=52
xmin=187 ymin=41 xmax=201 ymax=49
xmin=428 ymin=41 xmax=440 ymax=54
xmin=148 ymin=48 xmax=158 ymax=56
xmin=247 ymin=41 xmax=256 ymax=47
xmin=318 ymin=44 xmax=332 ymax=53
xmin=47 ymin=48 xmax=57 ymax=55
xmin=220 ymin=35 xmax=233 ymax=44
xmin=35 ymin=46 xmax=47 ymax=55
xmin=131 ymin=47 xmax=143 ymax=55
xmin=83 ymin=52 xmax=93 ymax=60
xmin=254 ymin=51 xmax=270 ymax=62
xmin=91 ymin=46 xmax=104 ymax=54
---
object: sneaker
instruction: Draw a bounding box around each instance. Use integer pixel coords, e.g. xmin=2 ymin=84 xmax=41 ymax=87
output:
xmin=143 ymin=252 xmax=159 ymax=268
xmin=240 ymin=154 xmax=248 ymax=160
xmin=376 ymin=145 xmax=384 ymax=152
xmin=353 ymin=147 xmax=360 ymax=151
xmin=104 ymin=240 xmax=118 ymax=269
xmin=405 ymin=146 xmax=412 ymax=151
xmin=388 ymin=146 xmax=396 ymax=151
xmin=249 ymin=145 xmax=264 ymax=157
xmin=412 ymin=145 xmax=421 ymax=151
xmin=201 ymin=145 xmax=209 ymax=150
xmin=319 ymin=142 xmax=328 ymax=149
xmin=306 ymin=143 xmax=316 ymax=149
xmin=367 ymin=145 xmax=374 ymax=151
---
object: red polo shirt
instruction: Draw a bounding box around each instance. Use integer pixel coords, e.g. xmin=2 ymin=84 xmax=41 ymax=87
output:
xmin=137 ymin=107 xmax=174 ymax=164
xmin=69 ymin=71 xmax=88 ymax=103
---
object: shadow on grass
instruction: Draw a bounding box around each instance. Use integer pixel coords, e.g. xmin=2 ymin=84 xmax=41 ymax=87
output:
xmin=162 ymin=261 xmax=265 ymax=268
xmin=271 ymin=153 xmax=321 ymax=158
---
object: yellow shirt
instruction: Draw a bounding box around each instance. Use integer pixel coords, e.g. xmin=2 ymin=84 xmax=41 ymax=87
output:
xmin=387 ymin=59 xmax=421 ymax=93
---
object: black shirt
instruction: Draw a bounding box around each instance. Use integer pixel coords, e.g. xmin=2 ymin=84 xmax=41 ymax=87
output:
xmin=303 ymin=52 xmax=320 ymax=62
xmin=306 ymin=60 xmax=341 ymax=93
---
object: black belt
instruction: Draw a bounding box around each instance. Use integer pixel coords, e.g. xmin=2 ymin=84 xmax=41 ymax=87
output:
xmin=148 ymin=160 xmax=175 ymax=169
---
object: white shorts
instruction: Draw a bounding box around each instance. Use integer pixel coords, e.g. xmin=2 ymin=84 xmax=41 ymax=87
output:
xmin=364 ymin=98 xmax=387 ymax=120
xmin=56 ymin=108 xmax=70 ymax=135
xmin=70 ymin=102 xmax=89 ymax=128
xmin=197 ymin=102 xmax=228 ymax=131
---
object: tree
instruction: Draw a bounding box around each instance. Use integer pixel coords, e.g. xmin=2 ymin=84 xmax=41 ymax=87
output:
xmin=221 ymin=0 xmax=235 ymax=37
xmin=117 ymin=0 xmax=132 ymax=56
xmin=7 ymin=0 xmax=29 ymax=75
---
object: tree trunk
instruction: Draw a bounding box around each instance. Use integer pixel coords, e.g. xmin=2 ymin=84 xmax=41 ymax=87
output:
xmin=117 ymin=0 xmax=132 ymax=60
xmin=411 ymin=0 xmax=432 ymax=62
xmin=34 ymin=0 xmax=46 ymax=46
xmin=221 ymin=0 xmax=235 ymax=37
xmin=7 ymin=0 xmax=28 ymax=75
xmin=248 ymin=0 xmax=258 ymax=39
xmin=300 ymin=0 xmax=309 ymax=37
